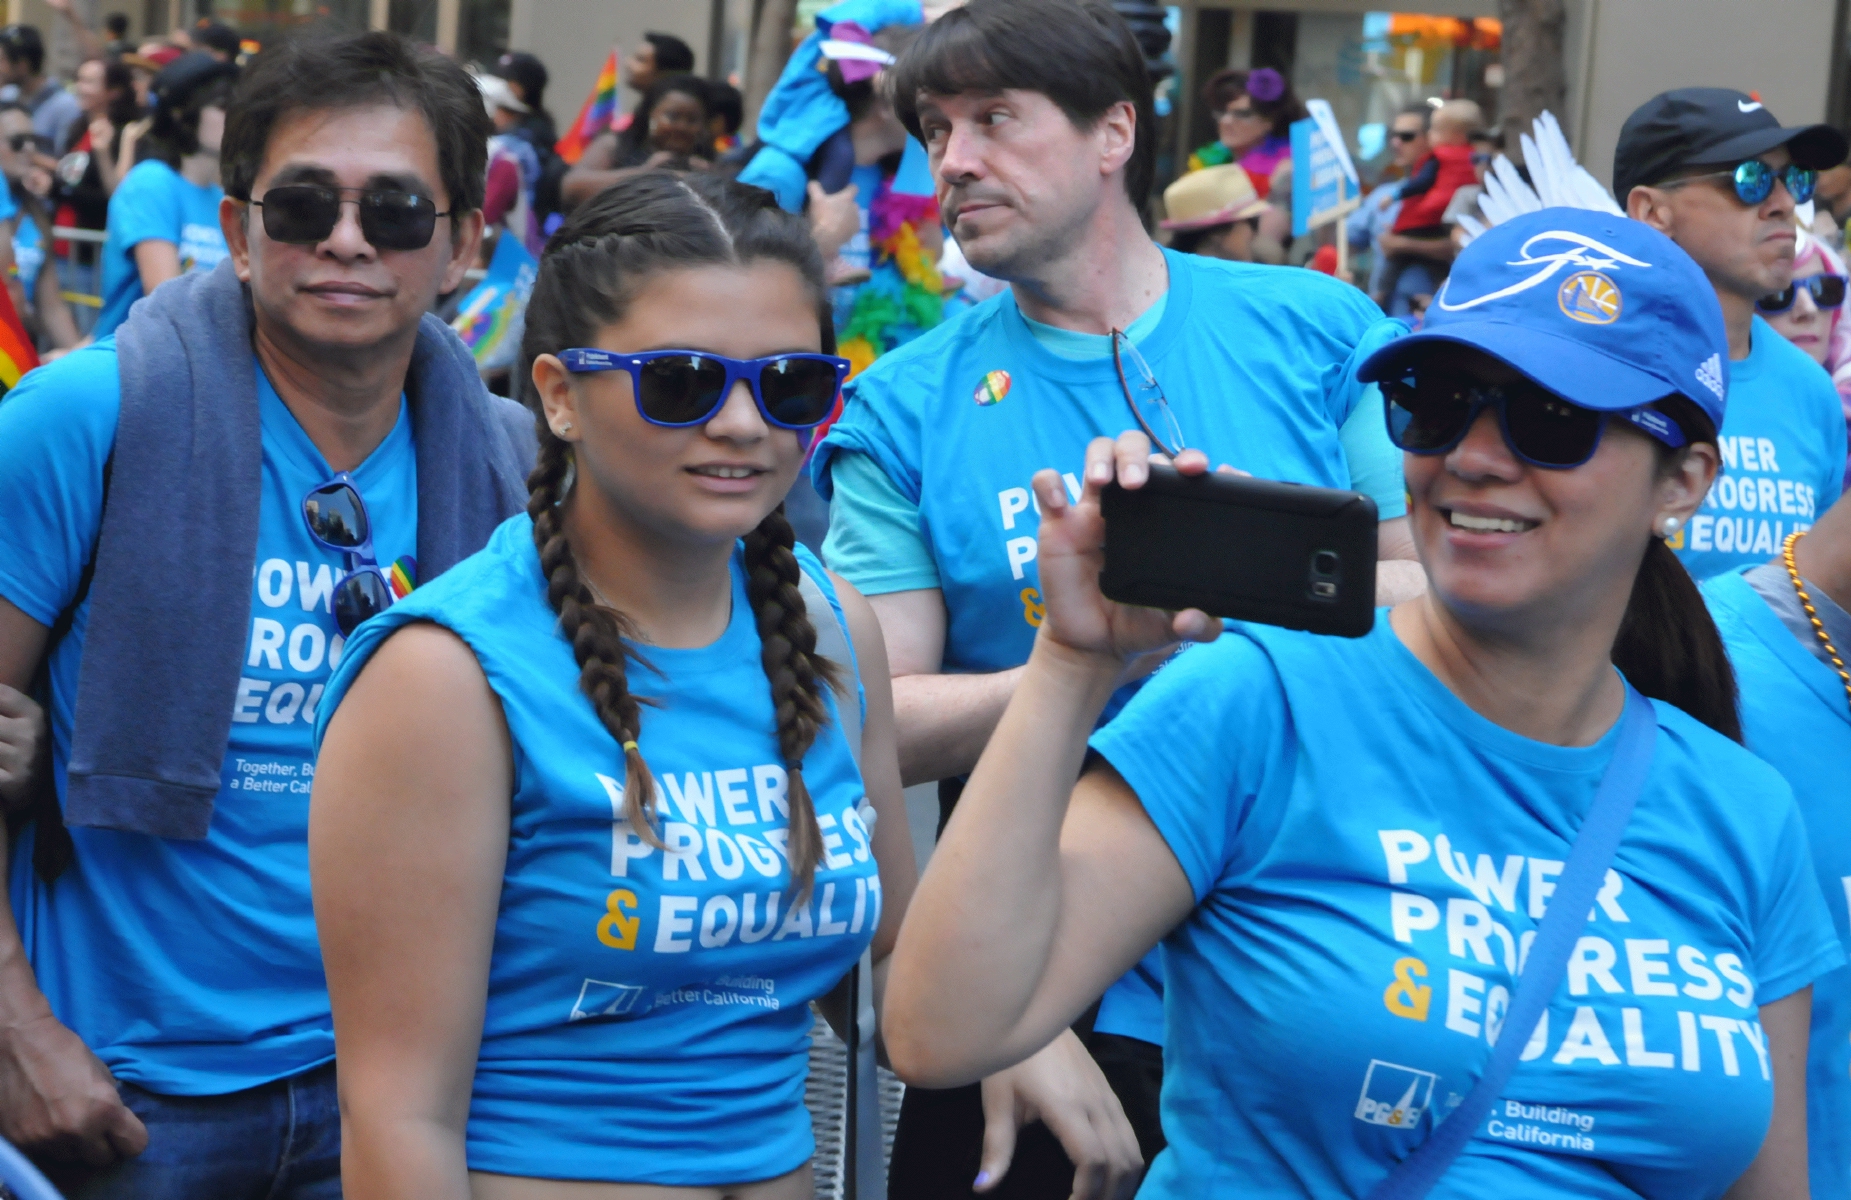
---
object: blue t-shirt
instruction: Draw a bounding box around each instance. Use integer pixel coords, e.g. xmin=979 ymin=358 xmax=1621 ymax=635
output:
xmin=1674 ymin=316 xmax=1846 ymax=578
xmin=0 ymin=342 xmax=417 ymax=1094
xmin=1091 ymin=616 xmax=1842 ymax=1199
xmin=95 ymin=159 xmax=228 ymax=338
xmin=317 ymin=515 xmax=880 ymax=1184
xmin=12 ymin=211 xmax=43 ymax=304
xmin=816 ymin=248 xmax=1397 ymax=1045
xmin=1704 ymin=568 xmax=1851 ymax=1200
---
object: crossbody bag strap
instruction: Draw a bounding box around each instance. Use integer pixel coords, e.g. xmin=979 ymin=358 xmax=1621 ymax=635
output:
xmin=796 ymin=568 xmax=882 ymax=1200
xmin=1365 ymin=684 xmax=1657 ymax=1200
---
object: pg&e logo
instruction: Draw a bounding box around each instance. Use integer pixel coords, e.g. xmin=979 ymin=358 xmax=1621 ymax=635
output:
xmin=1354 ymin=1059 xmax=1437 ymax=1128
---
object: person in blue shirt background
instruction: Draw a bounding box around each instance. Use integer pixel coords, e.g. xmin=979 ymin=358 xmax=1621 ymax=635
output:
xmin=813 ymin=3 xmax=1420 ymax=1193
xmin=1704 ymin=490 xmax=1851 ymax=1200
xmin=1617 ymin=87 xmax=1849 ymax=579
xmin=885 ymin=208 xmax=1841 ymax=1199
xmin=93 ymin=52 xmax=236 ymax=339
xmin=311 ymin=172 xmax=919 ymax=1195
xmin=0 ymin=103 xmax=79 ymax=351
xmin=0 ymin=32 xmax=526 ymax=1197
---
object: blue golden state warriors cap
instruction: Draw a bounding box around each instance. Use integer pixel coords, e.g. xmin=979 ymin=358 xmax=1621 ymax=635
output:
xmin=1358 ymin=208 xmax=1730 ymax=433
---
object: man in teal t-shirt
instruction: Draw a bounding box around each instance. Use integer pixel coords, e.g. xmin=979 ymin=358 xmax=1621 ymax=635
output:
xmin=1616 ymin=87 xmax=1849 ymax=578
xmin=0 ymin=34 xmax=529 ymax=1197
xmin=810 ymin=2 xmax=1419 ymax=1195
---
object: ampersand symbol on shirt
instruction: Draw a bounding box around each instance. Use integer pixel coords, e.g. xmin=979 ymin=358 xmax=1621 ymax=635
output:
xmin=598 ymin=888 xmax=640 ymax=950
xmin=1021 ymin=587 xmax=1045 ymax=628
xmin=1383 ymin=956 xmax=1431 ymax=1021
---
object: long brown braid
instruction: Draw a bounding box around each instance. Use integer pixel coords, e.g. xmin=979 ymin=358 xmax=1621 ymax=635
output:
xmin=518 ymin=172 xmax=844 ymax=894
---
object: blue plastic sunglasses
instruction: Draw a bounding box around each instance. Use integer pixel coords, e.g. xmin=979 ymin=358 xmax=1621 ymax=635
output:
xmin=559 ymin=348 xmax=851 ymax=430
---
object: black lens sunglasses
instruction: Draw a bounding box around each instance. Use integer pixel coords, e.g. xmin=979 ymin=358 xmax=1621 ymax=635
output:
xmin=1757 ymin=273 xmax=1848 ymax=315
xmin=251 ymin=184 xmax=452 ymax=251
xmin=1383 ymin=375 xmax=1685 ymax=470
xmin=301 ymin=475 xmax=400 ymax=636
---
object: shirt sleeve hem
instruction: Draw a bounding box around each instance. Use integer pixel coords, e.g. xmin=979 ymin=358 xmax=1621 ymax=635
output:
xmin=1754 ymin=941 xmax=1848 ymax=1006
xmin=832 ymin=566 xmax=942 ymax=596
xmin=0 ymin=582 xmax=59 ymax=627
xmin=1089 ymin=742 xmax=1216 ymax=906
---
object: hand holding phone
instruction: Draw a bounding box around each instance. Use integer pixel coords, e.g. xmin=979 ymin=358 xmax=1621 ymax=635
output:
xmin=1026 ymin=433 xmax=1225 ymax=671
xmin=1099 ymin=464 xmax=1379 ymax=638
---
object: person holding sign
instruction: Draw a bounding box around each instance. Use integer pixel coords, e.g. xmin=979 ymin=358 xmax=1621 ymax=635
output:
xmin=885 ymin=206 xmax=1838 ymax=1198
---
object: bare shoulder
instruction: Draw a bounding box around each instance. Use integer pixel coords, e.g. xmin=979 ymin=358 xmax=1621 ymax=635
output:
xmin=323 ymin=621 xmax=508 ymax=768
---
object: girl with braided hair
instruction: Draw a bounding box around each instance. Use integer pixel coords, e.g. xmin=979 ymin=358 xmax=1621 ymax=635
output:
xmin=308 ymin=171 xmax=916 ymax=1197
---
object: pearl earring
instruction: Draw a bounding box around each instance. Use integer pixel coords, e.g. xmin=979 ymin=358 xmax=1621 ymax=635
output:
xmin=1660 ymin=516 xmax=1681 ymax=538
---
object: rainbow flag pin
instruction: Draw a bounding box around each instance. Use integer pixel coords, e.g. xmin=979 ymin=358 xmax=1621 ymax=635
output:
xmin=973 ymin=369 xmax=1010 ymax=406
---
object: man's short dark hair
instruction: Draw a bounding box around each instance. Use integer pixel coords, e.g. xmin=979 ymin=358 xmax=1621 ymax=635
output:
xmin=0 ymin=26 xmax=44 ymax=75
xmin=105 ymin=13 xmax=129 ymax=37
xmin=644 ymin=32 xmax=695 ymax=74
xmin=221 ymin=30 xmax=492 ymax=216
xmin=890 ymin=0 xmax=1157 ymax=207
xmin=1395 ymin=102 xmax=1432 ymax=131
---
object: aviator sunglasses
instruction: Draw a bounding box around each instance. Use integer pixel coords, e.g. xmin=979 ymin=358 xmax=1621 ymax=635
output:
xmin=558 ymin=348 xmax=851 ymax=430
xmin=1662 ymin=159 xmax=1817 ymax=207
xmin=251 ymin=184 xmax=451 ymax=251
xmin=1756 ymin=272 xmax=1848 ymax=314
xmin=1383 ymin=375 xmax=1686 ymax=470
xmin=301 ymin=475 xmax=398 ymax=636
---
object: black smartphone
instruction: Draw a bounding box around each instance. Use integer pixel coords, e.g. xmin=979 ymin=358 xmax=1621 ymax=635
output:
xmin=1099 ymin=465 xmax=1380 ymax=638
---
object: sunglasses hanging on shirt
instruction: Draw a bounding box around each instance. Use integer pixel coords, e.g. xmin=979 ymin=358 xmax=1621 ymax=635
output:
xmin=1756 ymin=272 xmax=1849 ymax=314
xmin=302 ymin=475 xmax=402 ymax=636
xmin=251 ymin=184 xmax=451 ymax=251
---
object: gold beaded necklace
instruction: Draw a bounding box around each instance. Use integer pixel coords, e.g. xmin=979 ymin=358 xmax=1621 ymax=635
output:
xmin=1780 ymin=530 xmax=1851 ymax=716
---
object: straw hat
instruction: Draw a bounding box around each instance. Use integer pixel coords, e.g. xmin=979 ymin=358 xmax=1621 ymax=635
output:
xmin=1161 ymin=164 xmax=1271 ymax=231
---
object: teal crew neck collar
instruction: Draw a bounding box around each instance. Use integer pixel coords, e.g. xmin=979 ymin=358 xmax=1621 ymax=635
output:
xmin=996 ymin=246 xmax=1193 ymax=383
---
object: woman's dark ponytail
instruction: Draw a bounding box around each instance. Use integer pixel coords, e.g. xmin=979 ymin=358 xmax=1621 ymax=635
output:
xmin=1611 ymin=397 xmax=1741 ymax=742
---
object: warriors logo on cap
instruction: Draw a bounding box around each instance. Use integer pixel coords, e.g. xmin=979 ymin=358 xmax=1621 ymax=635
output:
xmin=1558 ymin=272 xmax=1621 ymax=325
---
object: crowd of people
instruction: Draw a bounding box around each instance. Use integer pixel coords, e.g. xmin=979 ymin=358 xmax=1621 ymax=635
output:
xmin=0 ymin=1 xmax=1846 ymax=1199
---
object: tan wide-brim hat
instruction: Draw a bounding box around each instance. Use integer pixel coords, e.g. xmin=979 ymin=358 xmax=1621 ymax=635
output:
xmin=1161 ymin=164 xmax=1272 ymax=231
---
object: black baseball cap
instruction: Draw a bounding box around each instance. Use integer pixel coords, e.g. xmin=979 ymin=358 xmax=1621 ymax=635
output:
xmin=1613 ymin=88 xmax=1848 ymax=206
xmin=497 ymin=51 xmax=547 ymax=104
xmin=150 ymin=51 xmax=238 ymax=113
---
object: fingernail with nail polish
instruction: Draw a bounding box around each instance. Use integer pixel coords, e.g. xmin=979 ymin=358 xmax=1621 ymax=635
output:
xmin=973 ymin=1171 xmax=992 ymax=1188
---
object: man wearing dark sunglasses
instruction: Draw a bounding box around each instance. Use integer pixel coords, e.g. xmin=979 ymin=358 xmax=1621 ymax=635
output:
xmin=0 ymin=30 xmax=534 ymax=1197
xmin=1619 ymin=87 xmax=1849 ymax=580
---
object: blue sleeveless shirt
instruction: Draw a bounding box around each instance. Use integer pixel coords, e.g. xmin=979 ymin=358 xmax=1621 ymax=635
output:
xmin=316 ymin=514 xmax=880 ymax=1185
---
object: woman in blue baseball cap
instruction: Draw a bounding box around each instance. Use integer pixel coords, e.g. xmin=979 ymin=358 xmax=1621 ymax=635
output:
xmin=883 ymin=207 xmax=1840 ymax=1199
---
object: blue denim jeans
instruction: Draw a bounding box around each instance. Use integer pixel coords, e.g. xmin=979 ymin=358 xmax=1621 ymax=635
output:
xmin=46 ymin=1062 xmax=341 ymax=1200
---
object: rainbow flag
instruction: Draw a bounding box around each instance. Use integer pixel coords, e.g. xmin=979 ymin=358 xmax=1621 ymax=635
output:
xmin=0 ymin=277 xmax=39 ymax=395
xmin=556 ymin=48 xmax=620 ymax=165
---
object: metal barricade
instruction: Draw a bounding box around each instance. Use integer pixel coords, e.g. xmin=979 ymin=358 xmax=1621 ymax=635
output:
xmin=49 ymin=226 xmax=105 ymax=311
